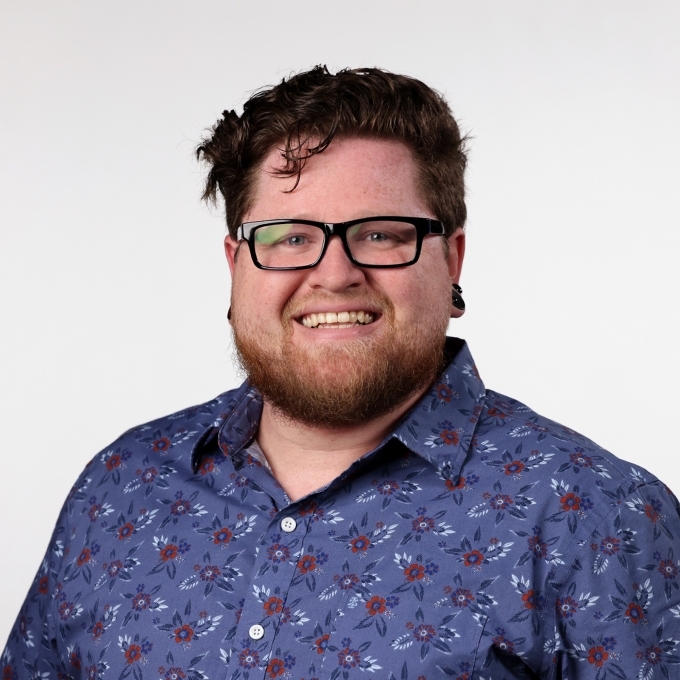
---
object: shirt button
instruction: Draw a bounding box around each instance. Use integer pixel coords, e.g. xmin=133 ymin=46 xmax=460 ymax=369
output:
xmin=248 ymin=624 xmax=264 ymax=640
xmin=280 ymin=517 xmax=297 ymax=533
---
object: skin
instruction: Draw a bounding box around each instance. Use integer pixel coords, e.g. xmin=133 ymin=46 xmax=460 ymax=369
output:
xmin=225 ymin=137 xmax=465 ymax=501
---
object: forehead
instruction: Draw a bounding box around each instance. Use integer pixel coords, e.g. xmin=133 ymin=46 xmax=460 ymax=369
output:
xmin=244 ymin=137 xmax=433 ymax=223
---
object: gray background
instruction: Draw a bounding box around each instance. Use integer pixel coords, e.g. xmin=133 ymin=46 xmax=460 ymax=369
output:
xmin=1 ymin=1 xmax=679 ymax=640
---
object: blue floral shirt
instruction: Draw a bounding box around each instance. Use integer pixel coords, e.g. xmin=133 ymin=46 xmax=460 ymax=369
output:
xmin=4 ymin=338 xmax=680 ymax=680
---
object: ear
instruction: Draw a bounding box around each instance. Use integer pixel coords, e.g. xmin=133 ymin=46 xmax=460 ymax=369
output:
xmin=224 ymin=235 xmax=240 ymax=277
xmin=446 ymin=228 xmax=465 ymax=282
xmin=447 ymin=229 xmax=466 ymax=318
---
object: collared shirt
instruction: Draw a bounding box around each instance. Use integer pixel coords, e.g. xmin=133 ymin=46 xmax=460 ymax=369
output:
xmin=3 ymin=338 xmax=680 ymax=680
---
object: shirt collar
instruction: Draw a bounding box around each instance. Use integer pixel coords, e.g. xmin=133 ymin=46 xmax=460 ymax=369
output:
xmin=191 ymin=337 xmax=485 ymax=482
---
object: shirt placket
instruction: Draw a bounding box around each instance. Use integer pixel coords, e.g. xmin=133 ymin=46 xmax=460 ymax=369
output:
xmin=224 ymin=504 xmax=308 ymax=678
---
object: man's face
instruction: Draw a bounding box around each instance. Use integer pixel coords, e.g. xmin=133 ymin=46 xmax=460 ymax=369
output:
xmin=225 ymin=137 xmax=465 ymax=426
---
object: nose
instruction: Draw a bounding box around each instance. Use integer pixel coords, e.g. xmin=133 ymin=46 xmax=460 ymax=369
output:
xmin=305 ymin=235 xmax=366 ymax=292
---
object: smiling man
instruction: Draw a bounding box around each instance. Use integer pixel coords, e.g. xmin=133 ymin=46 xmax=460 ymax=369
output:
xmin=4 ymin=67 xmax=680 ymax=680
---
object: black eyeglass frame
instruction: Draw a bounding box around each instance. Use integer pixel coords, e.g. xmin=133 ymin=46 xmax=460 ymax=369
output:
xmin=237 ymin=216 xmax=446 ymax=271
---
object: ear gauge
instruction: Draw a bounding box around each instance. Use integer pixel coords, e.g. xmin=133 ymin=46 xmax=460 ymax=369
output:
xmin=451 ymin=283 xmax=465 ymax=317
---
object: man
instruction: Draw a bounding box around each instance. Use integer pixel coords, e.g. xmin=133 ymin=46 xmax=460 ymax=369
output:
xmin=3 ymin=66 xmax=679 ymax=680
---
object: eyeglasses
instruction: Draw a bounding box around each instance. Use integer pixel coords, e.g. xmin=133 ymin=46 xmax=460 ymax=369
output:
xmin=237 ymin=216 xmax=445 ymax=270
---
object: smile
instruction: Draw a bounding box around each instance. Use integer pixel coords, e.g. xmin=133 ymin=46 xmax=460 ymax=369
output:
xmin=299 ymin=310 xmax=376 ymax=329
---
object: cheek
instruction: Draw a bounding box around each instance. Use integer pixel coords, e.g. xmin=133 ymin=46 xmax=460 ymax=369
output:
xmin=231 ymin=266 xmax=303 ymax=320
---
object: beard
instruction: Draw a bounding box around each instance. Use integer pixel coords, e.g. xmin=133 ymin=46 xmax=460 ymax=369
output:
xmin=231 ymin=289 xmax=449 ymax=428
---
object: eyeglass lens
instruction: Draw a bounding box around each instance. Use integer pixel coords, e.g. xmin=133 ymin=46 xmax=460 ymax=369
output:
xmin=252 ymin=220 xmax=419 ymax=268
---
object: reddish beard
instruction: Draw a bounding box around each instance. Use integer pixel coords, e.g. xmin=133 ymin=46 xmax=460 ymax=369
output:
xmin=231 ymin=291 xmax=448 ymax=427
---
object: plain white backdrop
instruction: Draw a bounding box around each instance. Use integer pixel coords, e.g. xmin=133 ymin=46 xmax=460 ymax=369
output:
xmin=1 ymin=1 xmax=679 ymax=641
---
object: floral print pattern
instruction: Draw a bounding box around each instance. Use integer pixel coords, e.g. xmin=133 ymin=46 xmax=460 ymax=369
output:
xmin=3 ymin=338 xmax=680 ymax=679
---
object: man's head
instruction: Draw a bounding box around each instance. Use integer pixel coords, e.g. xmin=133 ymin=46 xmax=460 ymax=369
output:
xmin=197 ymin=67 xmax=468 ymax=428
xmin=197 ymin=66 xmax=467 ymax=238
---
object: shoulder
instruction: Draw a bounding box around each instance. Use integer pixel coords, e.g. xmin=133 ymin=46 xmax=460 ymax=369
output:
xmin=476 ymin=388 xmax=672 ymax=494
xmin=59 ymin=384 xmax=250 ymax=540
xmin=463 ymin=388 xmax=679 ymax=569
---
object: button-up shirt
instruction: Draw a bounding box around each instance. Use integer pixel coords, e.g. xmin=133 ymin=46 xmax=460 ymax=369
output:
xmin=4 ymin=338 xmax=680 ymax=679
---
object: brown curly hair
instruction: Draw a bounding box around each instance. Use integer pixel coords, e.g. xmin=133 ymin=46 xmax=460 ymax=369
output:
xmin=197 ymin=66 xmax=468 ymax=239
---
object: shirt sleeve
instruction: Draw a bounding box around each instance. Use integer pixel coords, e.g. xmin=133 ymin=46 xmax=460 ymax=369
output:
xmin=555 ymin=479 xmax=680 ymax=678
xmin=2 ymin=498 xmax=70 ymax=680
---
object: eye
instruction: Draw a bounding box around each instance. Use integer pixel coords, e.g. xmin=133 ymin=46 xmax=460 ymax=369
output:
xmin=365 ymin=231 xmax=391 ymax=242
xmin=286 ymin=235 xmax=307 ymax=246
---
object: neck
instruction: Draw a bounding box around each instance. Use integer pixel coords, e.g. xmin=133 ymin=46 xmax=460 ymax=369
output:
xmin=257 ymin=388 xmax=427 ymax=501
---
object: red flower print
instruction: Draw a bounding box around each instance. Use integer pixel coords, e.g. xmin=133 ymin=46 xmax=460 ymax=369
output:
xmin=139 ymin=467 xmax=157 ymax=483
xmin=315 ymin=633 xmax=330 ymax=654
xmin=105 ymin=455 xmax=121 ymax=471
xmin=297 ymin=555 xmax=317 ymax=574
xmin=528 ymin=534 xmax=547 ymax=559
xmin=106 ymin=559 xmax=123 ymax=577
xmin=266 ymin=658 xmax=285 ymax=678
xmin=492 ymin=633 xmax=514 ymax=654
xmin=376 ymin=480 xmax=400 ymax=495
xmin=3 ymin=666 xmax=14 ymax=680
xmin=463 ymin=550 xmax=484 ymax=568
xmin=350 ymin=535 xmax=370 ymax=553
xmin=336 ymin=573 xmax=360 ymax=590
xmin=560 ymin=493 xmax=581 ymax=512
xmin=404 ymin=563 xmax=425 ymax=582
xmin=58 ymin=601 xmax=75 ymax=620
xmin=556 ymin=596 xmax=578 ymax=619
xmin=173 ymin=624 xmax=194 ymax=644
xmin=659 ymin=559 xmax=678 ymax=579
xmin=445 ymin=477 xmax=465 ymax=492
xmin=504 ymin=460 xmax=525 ymax=476
xmin=599 ymin=536 xmax=620 ymax=555
xmin=412 ymin=516 xmax=435 ymax=533
xmin=132 ymin=592 xmax=151 ymax=611
xmin=338 ymin=647 xmax=360 ymax=669
xmin=440 ymin=429 xmax=459 ymax=445
xmin=69 ymin=649 xmax=81 ymax=670
xmin=212 ymin=527 xmax=233 ymax=545
xmin=263 ymin=596 xmax=284 ymax=616
xmin=91 ymin=621 xmax=104 ymax=640
xmin=125 ymin=644 xmax=142 ymax=664
xmin=159 ymin=544 xmax=178 ymax=561
xmin=199 ymin=458 xmax=215 ymax=475
xmin=587 ymin=646 xmax=608 ymax=667
xmin=164 ymin=669 xmax=186 ymax=680
xmin=436 ymin=383 xmax=453 ymax=402
xmin=171 ymin=499 xmax=190 ymax=515
xmin=413 ymin=623 xmax=436 ymax=642
xmin=38 ymin=576 xmax=49 ymax=595
xmin=117 ymin=523 xmax=135 ymax=541
xmin=489 ymin=494 xmax=514 ymax=511
xmin=267 ymin=543 xmax=290 ymax=562
xmin=365 ymin=595 xmax=386 ymax=616
xmin=625 ymin=602 xmax=644 ymax=624
xmin=451 ymin=588 xmax=475 ymax=608
xmin=645 ymin=645 xmax=663 ymax=665
xmin=522 ymin=590 xmax=537 ymax=609
xmin=77 ymin=548 xmax=91 ymax=566
xmin=198 ymin=565 xmax=221 ymax=581
xmin=645 ymin=504 xmax=659 ymax=523
xmin=238 ymin=648 xmax=259 ymax=669
xmin=569 ymin=451 xmax=593 ymax=468
xmin=152 ymin=437 xmax=171 ymax=453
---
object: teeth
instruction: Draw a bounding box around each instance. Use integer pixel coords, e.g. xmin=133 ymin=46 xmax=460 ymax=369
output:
xmin=299 ymin=310 xmax=376 ymax=328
